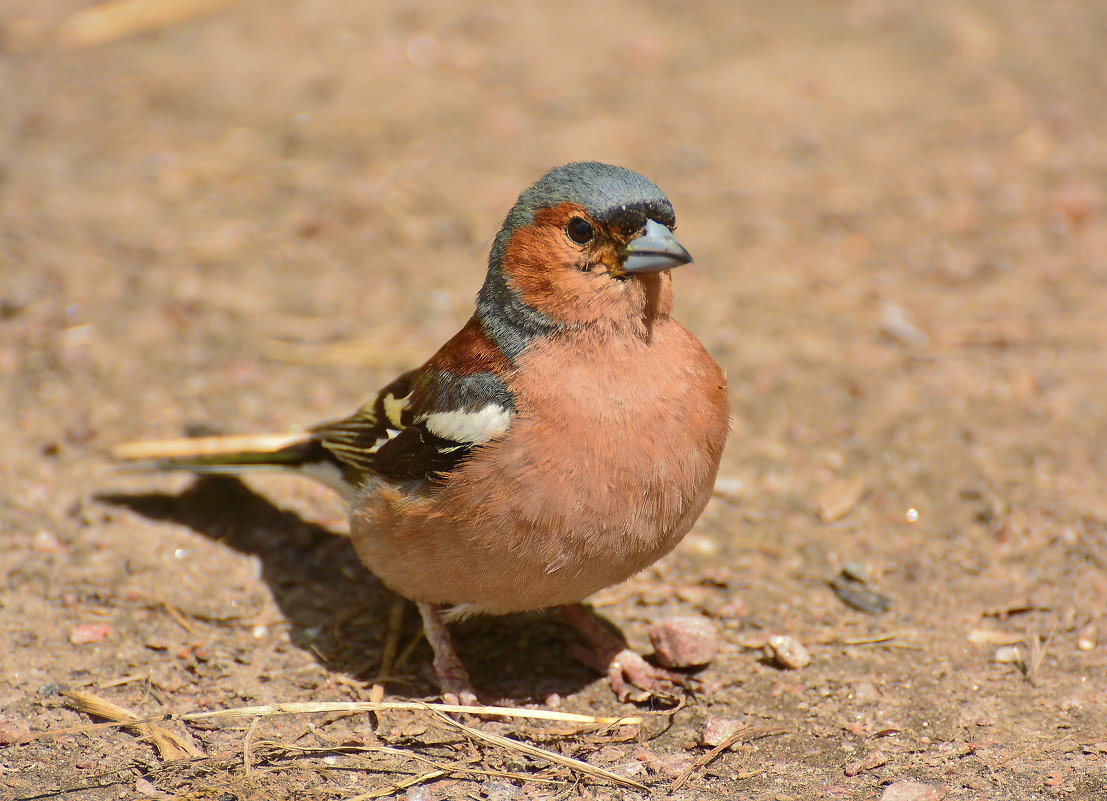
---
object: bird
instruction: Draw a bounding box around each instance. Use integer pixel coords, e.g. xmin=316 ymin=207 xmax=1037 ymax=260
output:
xmin=114 ymin=161 xmax=731 ymax=703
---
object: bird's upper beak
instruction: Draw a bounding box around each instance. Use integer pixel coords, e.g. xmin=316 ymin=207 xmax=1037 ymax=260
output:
xmin=621 ymin=219 xmax=693 ymax=273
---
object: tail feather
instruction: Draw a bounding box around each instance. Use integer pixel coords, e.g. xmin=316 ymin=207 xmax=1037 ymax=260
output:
xmin=111 ymin=432 xmax=312 ymax=463
xmin=111 ymin=432 xmax=354 ymax=498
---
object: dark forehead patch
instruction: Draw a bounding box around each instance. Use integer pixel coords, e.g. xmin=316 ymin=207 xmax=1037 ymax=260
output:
xmin=593 ymin=202 xmax=672 ymax=237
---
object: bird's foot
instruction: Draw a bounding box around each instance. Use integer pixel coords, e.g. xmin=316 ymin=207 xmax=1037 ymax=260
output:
xmin=417 ymin=601 xmax=480 ymax=707
xmin=561 ymin=603 xmax=688 ymax=703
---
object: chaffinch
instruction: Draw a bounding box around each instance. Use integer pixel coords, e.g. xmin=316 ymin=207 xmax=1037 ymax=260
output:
xmin=116 ymin=162 xmax=730 ymax=702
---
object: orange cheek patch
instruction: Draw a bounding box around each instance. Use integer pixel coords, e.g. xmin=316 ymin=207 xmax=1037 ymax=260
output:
xmin=498 ymin=203 xmax=669 ymax=328
xmin=500 ymin=221 xmax=584 ymax=319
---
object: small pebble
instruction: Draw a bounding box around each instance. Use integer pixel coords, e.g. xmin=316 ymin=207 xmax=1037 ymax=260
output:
xmin=717 ymin=596 xmax=749 ymax=619
xmin=675 ymin=585 xmax=712 ymax=606
xmin=830 ymin=574 xmax=893 ymax=615
xmin=844 ymin=747 xmax=887 ymax=776
xmin=967 ymin=628 xmax=1023 ymax=645
xmin=1076 ymin=624 xmax=1096 ymax=651
xmin=852 ymin=681 xmax=881 ymax=703
xmin=817 ymin=476 xmax=866 ymax=523
xmin=879 ymin=780 xmax=947 ymax=801
xmin=0 ymin=716 xmax=30 ymax=745
xmin=592 ymin=745 xmax=625 ymax=763
xmin=700 ymin=715 xmax=745 ymax=747
xmin=880 ymin=303 xmax=930 ymax=347
xmin=841 ymin=561 xmax=872 ymax=583
xmin=993 ymin=646 xmax=1022 ymax=664
xmin=631 ymin=745 xmax=692 ymax=778
xmin=479 ymin=779 xmax=521 ymax=801
xmin=1052 ymin=178 xmax=1101 ymax=226
xmin=765 ymin=635 xmax=812 ymax=669
xmin=31 ymin=530 xmax=67 ymax=554
xmin=134 ymin=777 xmax=165 ymax=798
xmin=69 ymin=623 xmax=112 ymax=645
xmin=649 ymin=616 xmax=719 ymax=668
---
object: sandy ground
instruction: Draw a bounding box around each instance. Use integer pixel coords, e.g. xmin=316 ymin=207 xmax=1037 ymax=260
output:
xmin=2 ymin=1 xmax=1107 ymax=799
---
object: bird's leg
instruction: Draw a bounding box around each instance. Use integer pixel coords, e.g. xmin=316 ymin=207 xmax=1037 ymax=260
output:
xmin=561 ymin=603 xmax=689 ymax=703
xmin=416 ymin=601 xmax=478 ymax=706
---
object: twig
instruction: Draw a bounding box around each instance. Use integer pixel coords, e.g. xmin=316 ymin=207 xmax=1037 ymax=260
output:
xmin=95 ymin=672 xmax=149 ymax=689
xmin=994 ymin=733 xmax=1080 ymax=767
xmin=670 ymin=724 xmax=749 ymax=791
xmin=160 ymin=599 xmax=199 ymax=636
xmin=838 ymin=633 xmax=899 ymax=645
xmin=670 ymin=724 xmax=788 ymax=792
xmin=267 ymin=741 xmax=567 ymax=786
xmin=349 ymin=768 xmax=447 ymax=800
xmin=424 ymin=706 xmax=646 ymax=790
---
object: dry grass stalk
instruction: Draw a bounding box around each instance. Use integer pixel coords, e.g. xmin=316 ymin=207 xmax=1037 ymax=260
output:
xmin=57 ymin=0 xmax=249 ymax=49
xmin=30 ymin=699 xmax=641 ymax=742
xmin=242 ymin=717 xmax=260 ymax=778
xmin=1021 ymin=628 xmax=1054 ymax=687
xmin=49 ymin=694 xmax=644 ymax=790
xmin=62 ymin=689 xmax=203 ymax=761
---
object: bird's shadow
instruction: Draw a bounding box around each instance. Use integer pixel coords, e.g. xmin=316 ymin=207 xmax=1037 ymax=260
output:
xmin=98 ymin=477 xmax=595 ymax=701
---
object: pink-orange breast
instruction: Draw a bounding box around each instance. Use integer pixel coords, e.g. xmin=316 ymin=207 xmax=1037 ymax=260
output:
xmin=349 ymin=318 xmax=730 ymax=615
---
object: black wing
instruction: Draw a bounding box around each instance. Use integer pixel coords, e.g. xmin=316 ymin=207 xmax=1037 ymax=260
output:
xmin=311 ymin=367 xmax=515 ymax=484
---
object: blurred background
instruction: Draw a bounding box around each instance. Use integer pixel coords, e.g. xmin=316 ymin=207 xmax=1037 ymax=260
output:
xmin=2 ymin=1 xmax=1106 ymax=798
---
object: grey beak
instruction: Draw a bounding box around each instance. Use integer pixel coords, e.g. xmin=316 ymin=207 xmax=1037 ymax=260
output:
xmin=622 ymin=219 xmax=693 ymax=273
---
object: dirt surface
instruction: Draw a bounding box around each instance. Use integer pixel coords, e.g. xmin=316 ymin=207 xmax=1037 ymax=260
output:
xmin=2 ymin=1 xmax=1107 ymax=799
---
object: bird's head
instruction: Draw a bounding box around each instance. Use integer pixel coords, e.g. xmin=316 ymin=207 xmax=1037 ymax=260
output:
xmin=479 ymin=162 xmax=692 ymax=337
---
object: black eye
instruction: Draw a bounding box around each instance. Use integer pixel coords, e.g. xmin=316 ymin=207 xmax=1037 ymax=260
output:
xmin=566 ymin=217 xmax=594 ymax=244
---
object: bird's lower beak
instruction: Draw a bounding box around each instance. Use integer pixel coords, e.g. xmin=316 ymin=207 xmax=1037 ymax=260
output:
xmin=621 ymin=219 xmax=693 ymax=273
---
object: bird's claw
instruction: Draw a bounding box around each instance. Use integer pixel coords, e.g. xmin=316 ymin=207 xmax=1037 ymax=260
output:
xmin=441 ymin=688 xmax=480 ymax=708
xmin=607 ymin=647 xmax=689 ymax=703
xmin=569 ymin=642 xmax=687 ymax=703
